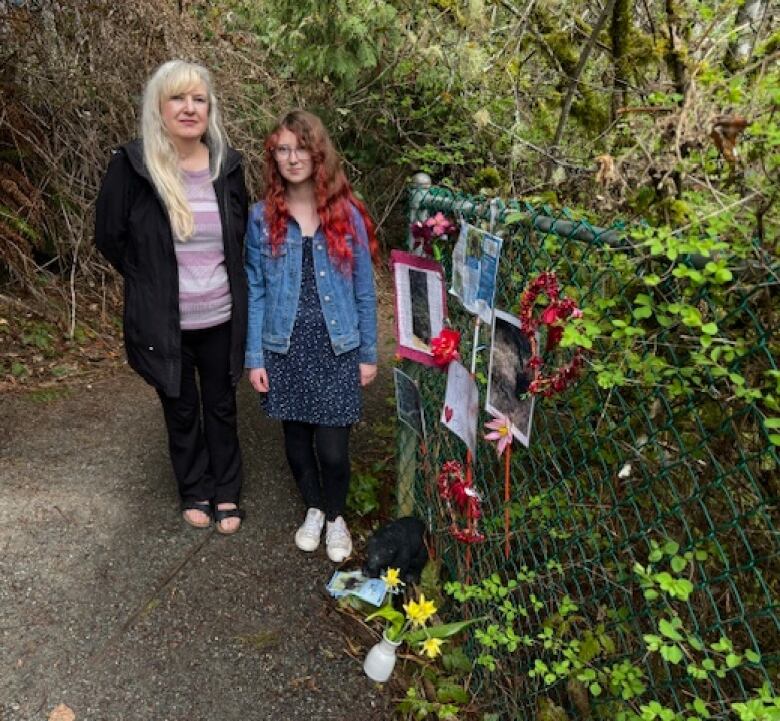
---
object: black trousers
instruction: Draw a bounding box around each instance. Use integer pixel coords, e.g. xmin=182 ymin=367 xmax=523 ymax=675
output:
xmin=157 ymin=322 xmax=243 ymax=505
xmin=282 ymin=421 xmax=351 ymax=522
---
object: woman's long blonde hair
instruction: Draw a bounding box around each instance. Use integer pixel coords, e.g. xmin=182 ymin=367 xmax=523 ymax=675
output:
xmin=141 ymin=60 xmax=227 ymax=240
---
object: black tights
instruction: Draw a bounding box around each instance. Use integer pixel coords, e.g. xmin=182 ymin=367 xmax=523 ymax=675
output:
xmin=282 ymin=421 xmax=351 ymax=522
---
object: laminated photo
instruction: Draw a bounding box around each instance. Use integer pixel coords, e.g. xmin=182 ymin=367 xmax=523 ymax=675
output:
xmin=486 ymin=309 xmax=536 ymax=447
xmin=450 ymin=221 xmax=503 ymax=324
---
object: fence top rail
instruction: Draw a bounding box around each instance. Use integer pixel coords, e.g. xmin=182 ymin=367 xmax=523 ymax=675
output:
xmin=410 ymin=182 xmax=779 ymax=273
xmin=409 ymin=182 xmax=626 ymax=247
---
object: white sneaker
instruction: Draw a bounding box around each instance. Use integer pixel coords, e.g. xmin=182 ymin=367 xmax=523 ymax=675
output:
xmin=295 ymin=508 xmax=325 ymax=552
xmin=325 ymin=516 xmax=352 ymax=563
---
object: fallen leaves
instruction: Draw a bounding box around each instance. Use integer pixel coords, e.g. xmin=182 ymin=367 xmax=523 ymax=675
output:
xmin=711 ymin=115 xmax=749 ymax=164
xmin=595 ymin=154 xmax=620 ymax=187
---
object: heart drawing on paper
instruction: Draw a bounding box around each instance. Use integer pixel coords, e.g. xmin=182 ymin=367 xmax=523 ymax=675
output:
xmin=444 ymin=406 xmax=454 ymax=423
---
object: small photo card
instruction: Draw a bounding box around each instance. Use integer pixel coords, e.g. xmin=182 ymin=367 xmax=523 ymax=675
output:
xmin=394 ymin=367 xmax=426 ymax=438
xmin=441 ymin=360 xmax=480 ymax=458
xmin=326 ymin=570 xmax=387 ymax=607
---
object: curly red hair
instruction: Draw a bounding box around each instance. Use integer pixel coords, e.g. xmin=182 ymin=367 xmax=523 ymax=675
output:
xmin=262 ymin=110 xmax=377 ymax=270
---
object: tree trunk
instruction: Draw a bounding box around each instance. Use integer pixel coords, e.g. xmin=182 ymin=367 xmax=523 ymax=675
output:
xmin=725 ymin=0 xmax=767 ymax=72
xmin=611 ymin=0 xmax=632 ymax=120
xmin=664 ymin=0 xmax=687 ymax=99
xmin=547 ymin=0 xmax=618 ymax=179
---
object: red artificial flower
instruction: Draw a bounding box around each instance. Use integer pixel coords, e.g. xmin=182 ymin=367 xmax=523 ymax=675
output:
xmin=411 ymin=220 xmax=432 ymax=240
xmin=437 ymin=460 xmax=463 ymax=500
xmin=438 ymin=460 xmax=485 ymax=544
xmin=540 ymin=305 xmax=562 ymax=325
xmin=431 ymin=328 xmax=461 ymax=367
xmin=449 ymin=478 xmax=482 ymax=513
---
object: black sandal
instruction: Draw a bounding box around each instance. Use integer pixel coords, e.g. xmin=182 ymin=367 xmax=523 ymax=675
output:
xmin=182 ymin=500 xmax=212 ymax=529
xmin=214 ymin=506 xmax=246 ymax=535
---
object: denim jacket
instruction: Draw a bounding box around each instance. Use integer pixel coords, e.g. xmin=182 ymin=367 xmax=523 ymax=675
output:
xmin=244 ymin=202 xmax=378 ymax=369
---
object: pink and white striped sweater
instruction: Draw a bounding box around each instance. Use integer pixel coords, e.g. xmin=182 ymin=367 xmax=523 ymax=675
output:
xmin=175 ymin=167 xmax=232 ymax=330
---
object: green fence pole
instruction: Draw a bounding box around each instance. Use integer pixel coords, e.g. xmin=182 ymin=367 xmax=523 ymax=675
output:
xmin=396 ymin=171 xmax=433 ymax=516
xmin=406 ymin=171 xmax=432 ymax=252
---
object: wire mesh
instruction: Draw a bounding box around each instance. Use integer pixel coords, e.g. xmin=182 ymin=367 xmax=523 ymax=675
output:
xmin=397 ymin=184 xmax=779 ymax=720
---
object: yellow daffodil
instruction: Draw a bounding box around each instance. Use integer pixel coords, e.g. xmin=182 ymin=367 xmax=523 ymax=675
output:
xmin=381 ymin=567 xmax=404 ymax=591
xmin=420 ymin=637 xmax=445 ymax=658
xmin=403 ymin=593 xmax=437 ymax=627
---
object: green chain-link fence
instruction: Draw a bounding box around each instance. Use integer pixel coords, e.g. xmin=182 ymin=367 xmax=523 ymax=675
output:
xmin=396 ymin=183 xmax=779 ymax=720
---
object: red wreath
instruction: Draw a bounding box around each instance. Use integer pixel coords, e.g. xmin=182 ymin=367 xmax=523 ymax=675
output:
xmin=437 ymin=460 xmax=485 ymax=544
xmin=519 ymin=271 xmax=585 ymax=397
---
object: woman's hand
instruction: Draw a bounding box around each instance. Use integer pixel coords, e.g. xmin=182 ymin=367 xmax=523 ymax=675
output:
xmin=360 ymin=363 xmax=378 ymax=387
xmin=248 ymin=367 xmax=269 ymax=393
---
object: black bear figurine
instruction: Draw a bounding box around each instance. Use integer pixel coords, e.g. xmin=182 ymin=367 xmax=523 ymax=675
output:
xmin=364 ymin=516 xmax=428 ymax=584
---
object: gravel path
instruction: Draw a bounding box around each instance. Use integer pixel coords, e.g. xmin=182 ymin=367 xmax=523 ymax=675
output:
xmin=0 ymin=336 xmax=396 ymax=720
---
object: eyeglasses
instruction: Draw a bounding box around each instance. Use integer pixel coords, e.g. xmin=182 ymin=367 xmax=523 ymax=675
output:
xmin=273 ymin=145 xmax=311 ymax=161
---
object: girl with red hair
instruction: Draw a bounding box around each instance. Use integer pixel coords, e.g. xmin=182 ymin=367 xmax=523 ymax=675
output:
xmin=245 ymin=110 xmax=378 ymax=562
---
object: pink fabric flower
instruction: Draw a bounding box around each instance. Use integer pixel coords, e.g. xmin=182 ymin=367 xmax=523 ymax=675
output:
xmin=484 ymin=412 xmax=513 ymax=458
xmin=409 ymin=214 xmax=457 ymax=256
xmin=430 ymin=212 xmax=449 ymax=236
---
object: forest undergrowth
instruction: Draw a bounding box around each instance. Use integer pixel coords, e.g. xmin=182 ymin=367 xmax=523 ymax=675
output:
xmin=1 ymin=0 xmax=776 ymax=392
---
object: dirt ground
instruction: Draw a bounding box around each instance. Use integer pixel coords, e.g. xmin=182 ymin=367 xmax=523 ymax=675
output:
xmin=0 ymin=298 xmax=398 ymax=720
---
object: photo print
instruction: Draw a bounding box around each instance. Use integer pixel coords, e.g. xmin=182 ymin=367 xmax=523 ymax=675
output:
xmin=486 ymin=310 xmax=536 ymax=447
xmin=408 ymin=268 xmax=432 ymax=344
xmin=394 ymin=368 xmax=425 ymax=438
xmin=450 ymin=221 xmax=503 ymax=324
xmin=390 ymin=250 xmax=447 ymax=367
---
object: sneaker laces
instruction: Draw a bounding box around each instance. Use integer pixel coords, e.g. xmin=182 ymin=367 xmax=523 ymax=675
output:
xmin=327 ymin=517 xmax=351 ymax=546
xmin=300 ymin=508 xmax=324 ymax=535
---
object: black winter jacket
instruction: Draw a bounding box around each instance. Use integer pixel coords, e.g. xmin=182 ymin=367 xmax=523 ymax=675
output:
xmin=95 ymin=140 xmax=249 ymax=397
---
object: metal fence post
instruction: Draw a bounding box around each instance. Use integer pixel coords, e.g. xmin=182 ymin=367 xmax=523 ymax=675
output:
xmin=396 ymin=389 xmax=418 ymax=518
xmin=396 ymin=173 xmax=431 ymax=516
xmin=406 ymin=171 xmax=432 ymax=252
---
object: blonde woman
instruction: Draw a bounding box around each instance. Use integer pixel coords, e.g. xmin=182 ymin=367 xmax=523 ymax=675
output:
xmin=96 ymin=60 xmax=248 ymax=533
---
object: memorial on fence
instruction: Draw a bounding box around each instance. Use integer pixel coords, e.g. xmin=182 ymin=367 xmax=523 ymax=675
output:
xmin=393 ymin=178 xmax=779 ymax=720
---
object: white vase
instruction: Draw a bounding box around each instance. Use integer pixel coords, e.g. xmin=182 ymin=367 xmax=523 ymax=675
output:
xmin=363 ymin=632 xmax=402 ymax=682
